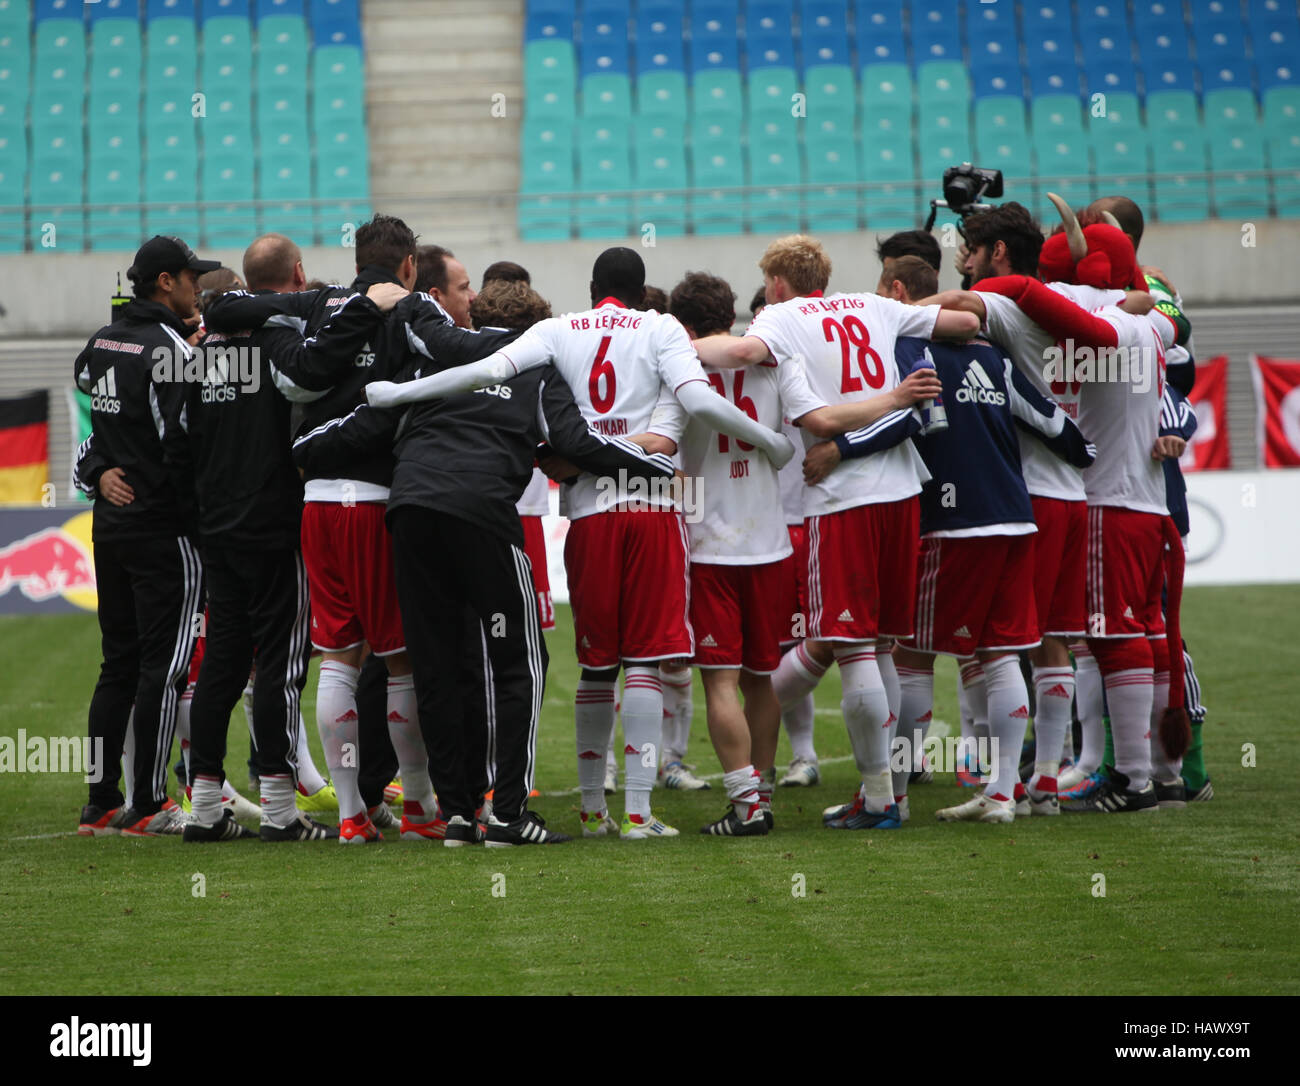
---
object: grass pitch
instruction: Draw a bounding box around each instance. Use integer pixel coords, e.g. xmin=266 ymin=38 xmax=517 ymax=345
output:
xmin=1 ymin=587 xmax=1297 ymax=995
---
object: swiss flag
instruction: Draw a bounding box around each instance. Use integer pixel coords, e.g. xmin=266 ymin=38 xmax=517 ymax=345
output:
xmin=1251 ymin=355 xmax=1300 ymax=467
xmin=1180 ymin=355 xmax=1231 ymax=472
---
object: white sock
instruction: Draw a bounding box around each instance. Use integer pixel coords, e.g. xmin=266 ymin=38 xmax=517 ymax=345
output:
xmin=723 ymin=765 xmax=761 ymax=817
xmin=621 ymin=666 xmax=663 ymax=819
xmin=660 ymin=667 xmax=693 ymax=764
xmin=1031 ymin=666 xmax=1075 ymax=787
xmin=981 ymin=654 xmax=1030 ymax=802
xmin=1074 ymin=647 xmax=1105 ymax=775
xmin=1148 ymin=666 xmax=1181 ymax=785
xmin=259 ymin=773 xmax=297 ymax=826
xmin=385 ymin=673 xmax=434 ymax=816
xmin=1103 ymin=667 xmax=1154 ymax=791
xmin=834 ymin=644 xmax=892 ymax=812
xmin=192 ymin=774 xmax=223 ymax=824
xmin=294 ymin=711 xmax=329 ymax=796
xmin=959 ymin=658 xmax=989 ymax=772
xmin=576 ymin=678 xmax=616 ymax=813
xmin=895 ymin=665 xmax=934 ymax=797
xmin=316 ymin=660 xmax=362 ymax=819
xmin=775 ymin=643 xmax=826 ymax=762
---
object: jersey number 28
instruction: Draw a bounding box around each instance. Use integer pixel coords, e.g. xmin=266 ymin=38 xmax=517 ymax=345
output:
xmin=823 ymin=316 xmax=884 ymax=393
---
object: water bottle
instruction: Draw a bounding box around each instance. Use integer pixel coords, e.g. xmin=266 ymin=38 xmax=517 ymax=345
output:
xmin=916 ymin=347 xmax=948 ymax=435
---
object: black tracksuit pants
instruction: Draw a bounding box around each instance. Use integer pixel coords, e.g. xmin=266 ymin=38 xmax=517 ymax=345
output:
xmin=357 ymin=651 xmax=399 ymax=810
xmin=188 ymin=546 xmax=312 ymax=784
xmin=389 ymin=506 xmax=546 ymax=823
xmin=88 ymin=534 xmax=204 ymax=813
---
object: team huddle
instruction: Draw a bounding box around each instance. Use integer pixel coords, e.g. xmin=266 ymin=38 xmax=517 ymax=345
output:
xmin=71 ymin=193 xmax=1213 ymax=847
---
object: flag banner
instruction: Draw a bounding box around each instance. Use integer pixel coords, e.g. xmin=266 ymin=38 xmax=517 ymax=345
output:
xmin=1250 ymin=355 xmax=1300 ymax=468
xmin=1180 ymin=355 xmax=1230 ymax=472
xmin=0 ymin=390 xmax=50 ymax=504
xmin=65 ymin=387 xmax=94 ymax=503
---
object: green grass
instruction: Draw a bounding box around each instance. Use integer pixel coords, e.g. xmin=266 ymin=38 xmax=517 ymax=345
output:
xmin=2 ymin=587 xmax=1297 ymax=994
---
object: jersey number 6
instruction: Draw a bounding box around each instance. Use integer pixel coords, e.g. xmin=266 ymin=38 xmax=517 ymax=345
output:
xmin=589 ymin=335 xmax=616 ymax=414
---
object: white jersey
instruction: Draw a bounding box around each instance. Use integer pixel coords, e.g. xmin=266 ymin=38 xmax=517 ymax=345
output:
xmin=746 ymin=291 xmax=937 ymax=517
xmin=497 ymin=299 xmax=707 ymax=520
xmin=1077 ymin=307 xmax=1177 ymax=514
xmin=652 ymin=358 xmax=826 ymax=563
xmin=777 ymin=418 xmax=805 ymax=526
xmin=979 ymin=282 xmax=1120 ymax=503
xmin=515 ymin=466 xmax=550 ymax=517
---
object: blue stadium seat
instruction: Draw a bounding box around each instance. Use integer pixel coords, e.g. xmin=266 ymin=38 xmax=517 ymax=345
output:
xmin=1257 ymin=56 xmax=1299 ymax=92
xmin=1076 ymin=1 xmax=1127 ymax=34
xmin=801 ymin=28 xmax=849 ymax=71
xmin=148 ymin=0 xmax=198 ymax=18
xmin=1193 ymin=17 xmax=1248 ymax=68
xmin=1189 ymin=0 xmax=1236 ymax=21
xmin=1085 ymin=59 xmax=1139 ymax=98
xmin=1254 ymin=17 xmax=1300 ymax=70
xmin=1022 ymin=2 xmax=1074 ymax=35
xmin=35 ymin=0 xmax=80 ymax=20
xmin=1028 ymin=60 xmax=1081 ymax=98
xmin=313 ymin=16 xmax=361 ymax=48
xmin=747 ymin=28 xmax=796 ymax=70
xmin=202 ymin=0 xmax=251 ymax=20
xmin=635 ymin=2 xmax=684 ymax=75
xmin=968 ymin=28 xmax=1019 ymax=77
xmin=254 ymin=0 xmax=302 ymax=18
xmin=799 ymin=0 xmax=848 ymax=27
xmin=1200 ymin=60 xmax=1254 ymax=94
xmin=911 ymin=1 xmax=962 ymax=65
xmin=525 ymin=6 xmax=575 ymax=43
xmin=91 ymin=0 xmax=141 ymax=20
xmin=1250 ymin=0 xmax=1297 ymax=25
xmin=1139 ymin=21 xmax=1195 ymax=94
xmin=690 ymin=26 xmax=740 ymax=74
xmin=748 ymin=0 xmax=793 ymax=37
xmin=580 ymin=4 xmax=630 ymax=77
xmin=973 ymin=63 xmax=1023 ymax=101
xmin=857 ymin=24 xmax=906 ymax=67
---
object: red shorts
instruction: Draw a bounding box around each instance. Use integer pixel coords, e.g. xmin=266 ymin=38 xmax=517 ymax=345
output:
xmin=806 ymin=496 xmax=919 ymax=641
xmin=564 ymin=510 xmax=693 ymax=668
xmin=301 ymin=501 xmax=405 ymax=656
xmin=1031 ymin=496 xmax=1087 ymax=637
xmin=519 ymin=514 xmax=555 ymax=631
xmin=690 ymin=557 xmax=796 ymax=673
xmin=780 ymin=524 xmax=809 ymax=646
xmin=910 ymin=533 xmax=1040 ymax=656
xmin=1086 ymin=505 xmax=1167 ymax=640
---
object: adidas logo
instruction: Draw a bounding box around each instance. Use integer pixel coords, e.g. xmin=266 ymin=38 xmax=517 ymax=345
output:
xmin=838 ymin=608 xmax=854 ymax=622
xmin=1010 ymin=705 xmax=1029 ymax=719
xmin=336 ymin=709 xmax=359 ymax=722
xmin=954 ymin=624 xmax=972 ymax=638
xmin=918 ymin=710 xmax=932 ymax=722
xmin=623 ymin=744 xmax=639 ymax=756
xmin=386 ymin=710 xmax=407 ymax=723
xmin=577 ymin=750 xmax=603 ymax=760
xmin=1123 ymin=605 xmax=1134 ymax=619
xmin=954 ymin=360 xmax=1006 ymax=406
xmin=581 ymin=635 xmax=591 ymax=647
xmin=201 ymin=355 xmax=239 ymax=403
xmin=90 ymin=368 xmax=121 ymax=414
xmin=1044 ymin=682 xmax=1071 ymax=698
xmin=700 ymin=634 xmax=717 ymax=647
xmin=885 ymin=712 xmax=897 ymax=728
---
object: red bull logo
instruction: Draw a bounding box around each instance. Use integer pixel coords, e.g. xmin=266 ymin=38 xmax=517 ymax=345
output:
xmin=0 ymin=511 xmax=97 ymax=612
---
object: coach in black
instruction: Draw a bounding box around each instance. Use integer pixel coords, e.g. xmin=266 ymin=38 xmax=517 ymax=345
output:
xmin=293 ymin=317 xmax=678 ymax=847
xmin=73 ymin=236 xmax=218 ymax=837
xmin=168 ymin=236 xmax=407 ymax=842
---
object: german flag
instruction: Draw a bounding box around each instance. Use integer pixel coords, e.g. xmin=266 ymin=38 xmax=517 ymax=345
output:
xmin=0 ymin=391 xmax=50 ymax=504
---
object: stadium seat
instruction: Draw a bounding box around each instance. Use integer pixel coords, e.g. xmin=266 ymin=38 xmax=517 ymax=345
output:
xmin=580 ymin=4 xmax=630 ymax=78
xmin=258 ymin=116 xmax=310 ymax=158
xmin=524 ymin=39 xmax=577 ymax=120
xmin=1151 ymin=126 xmax=1209 ymax=222
xmin=1192 ymin=17 xmax=1248 ymax=69
xmin=91 ymin=20 xmax=144 ymax=95
xmin=35 ymin=20 xmax=87 ymax=82
xmin=145 ymin=145 xmax=200 ymax=240
xmin=1147 ymin=90 xmax=1199 ymax=133
xmin=1268 ymin=128 xmax=1300 ymax=219
xmin=258 ymin=147 xmax=313 ymax=239
xmin=1209 ymin=127 xmax=1269 ymax=218
xmin=690 ymin=124 xmax=744 ymax=235
xmin=918 ymin=125 xmax=971 ymax=183
xmin=635 ymin=1 xmax=685 ymax=75
xmin=87 ymin=92 xmax=141 ymax=157
xmin=1093 ymin=127 xmax=1151 ymax=211
xmin=202 ymin=0 xmax=251 ymax=20
xmin=805 ymin=130 xmax=860 ymax=233
xmin=975 ymin=97 xmax=1028 ymax=141
xmin=30 ymin=91 xmax=82 ymax=156
xmin=1263 ymin=86 xmax=1300 ymax=131
xmin=911 ymin=1 xmax=962 ymax=65
xmin=1085 ymin=59 xmax=1139 ymax=99
xmin=144 ymin=89 xmax=198 ymax=152
xmin=1031 ymin=93 xmax=1084 ymax=137
xmin=87 ymin=150 xmax=143 ymax=250
xmin=147 ymin=21 xmax=199 ymax=97
xmin=747 ymin=28 xmax=796 ymax=71
xmin=34 ymin=0 xmax=78 ymax=19
xmin=148 ymin=0 xmax=198 ymax=17
xmin=916 ymin=61 xmax=968 ymax=107
xmin=0 ymin=122 xmax=25 ymax=252
xmin=1201 ymin=60 xmax=1255 ymax=93
xmin=801 ymin=29 xmax=850 ymax=72
xmin=1257 ymin=56 xmax=1299 ymax=93
xmin=747 ymin=122 xmax=802 ymax=234
xmin=90 ymin=0 xmax=140 ymax=19
xmin=857 ymin=23 xmax=906 ymax=67
xmin=0 ymin=82 xmax=24 ymax=130
xmin=919 ymin=100 xmax=970 ymax=146
xmin=1139 ymin=22 xmax=1196 ymax=94
xmin=692 ymin=69 xmax=743 ymax=122
xmin=748 ymin=66 xmax=797 ymax=122
xmin=1204 ymin=89 xmax=1258 ymax=133
xmin=312 ymin=43 xmax=363 ymax=107
xmin=1076 ymin=1 xmax=1126 ymax=32
xmin=1088 ymin=90 xmax=1142 ymax=139
xmin=1253 ymin=18 xmax=1300 ymax=73
xmin=861 ymin=62 xmax=911 ymax=108
xmin=976 ymin=119 xmax=1034 ymax=196
xmin=1033 ymin=128 xmax=1094 ymax=211
xmin=254 ymin=0 xmax=302 ymax=18
xmin=636 ymin=69 xmax=687 ymax=120
xmin=861 ymin=134 xmax=918 ymax=230
xmin=519 ymin=118 xmax=575 ymax=240
xmin=973 ymin=63 xmax=1022 ymax=102
xmin=578 ymin=124 xmax=633 ymax=238
xmin=634 ymin=123 xmax=687 ymax=236
xmin=311 ymin=0 xmax=362 ymax=47
xmin=203 ymin=15 xmax=254 ymax=75
xmin=805 ymin=64 xmax=856 ymax=124
xmin=581 ymin=72 xmax=631 ymax=119
xmin=1027 ymin=59 xmax=1081 ymax=98
xmin=691 ymin=26 xmax=741 ymax=73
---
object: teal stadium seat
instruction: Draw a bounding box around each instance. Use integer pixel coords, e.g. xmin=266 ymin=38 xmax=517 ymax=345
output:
xmin=805 ymin=64 xmax=856 ymax=126
xmin=976 ymin=98 xmax=1032 ymax=195
xmin=1091 ymin=91 xmax=1143 ymax=138
xmin=1032 ymin=95 xmax=1092 ymax=210
xmin=145 ymin=90 xmax=198 ymax=152
xmin=316 ymin=123 xmax=370 ymax=245
xmin=1203 ymin=88 xmax=1259 ymax=133
xmin=519 ymin=119 xmax=574 ymax=241
xmin=201 ymin=115 xmax=256 ymax=247
xmin=1263 ymin=87 xmax=1300 ymax=134
xmin=747 ymin=119 xmax=802 ymax=234
xmin=1093 ymin=128 xmax=1151 ymax=212
xmin=146 ymin=146 xmax=201 ymax=239
xmin=581 ymin=72 xmax=632 ymax=120
xmin=634 ymin=123 xmax=688 ymax=237
xmin=147 ymin=18 xmax=198 ymax=96
xmin=805 ymin=131 xmax=861 ymax=233
xmin=690 ymin=123 xmax=744 ymax=235
xmin=35 ymin=19 xmax=86 ymax=80
xmin=88 ymin=92 xmax=141 ymax=162
xmin=91 ymin=20 xmax=143 ymax=94
xmin=861 ymin=63 xmax=913 ymax=112
xmin=916 ymin=61 xmax=968 ymax=107
xmin=692 ymin=69 xmax=744 ymax=123
xmin=258 ymin=146 xmax=314 ymax=240
xmin=1151 ymin=125 xmax=1209 ymax=223
xmin=748 ymin=66 xmax=798 ymax=124
xmin=312 ymin=44 xmax=363 ymax=124
xmin=524 ymin=39 xmax=577 ymax=122
xmin=1146 ymin=90 xmax=1199 ymax=133
xmin=30 ymin=146 xmax=85 ymax=251
xmin=861 ymin=136 xmax=918 ymax=229
xmin=1268 ymin=129 xmax=1300 ymax=219
xmin=1209 ymin=127 xmax=1269 ymax=218
xmin=87 ymin=150 xmax=142 ymax=250
xmin=0 ymin=121 xmax=25 ymax=251
xmin=636 ymin=70 xmax=687 ymax=121
xmin=577 ymin=123 xmax=632 ymax=239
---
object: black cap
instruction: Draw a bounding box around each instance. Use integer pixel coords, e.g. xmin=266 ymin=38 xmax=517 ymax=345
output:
xmin=127 ymin=236 xmax=222 ymax=285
